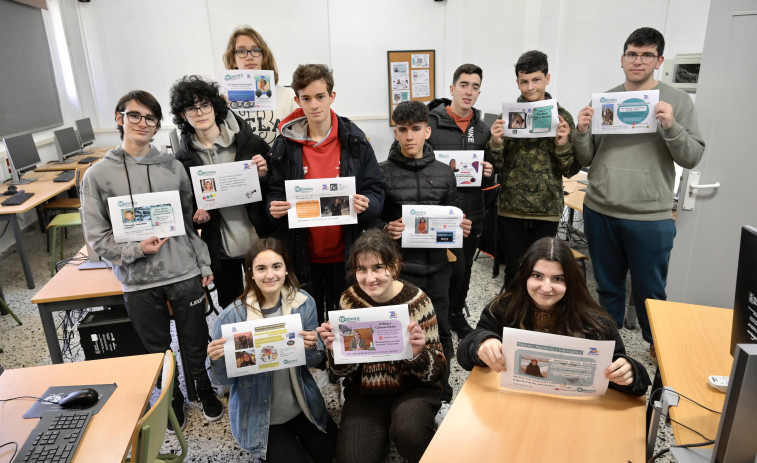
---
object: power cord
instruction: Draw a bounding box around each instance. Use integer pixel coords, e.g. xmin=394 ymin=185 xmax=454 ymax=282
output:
xmin=0 ymin=441 xmax=18 ymax=462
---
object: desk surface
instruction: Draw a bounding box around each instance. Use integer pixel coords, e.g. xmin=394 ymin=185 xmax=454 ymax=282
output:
xmin=0 ymin=353 xmax=163 ymax=463
xmin=421 ymin=367 xmax=646 ymax=463
xmin=32 ymin=247 xmax=122 ymax=304
xmin=563 ymin=171 xmax=587 ymax=213
xmin=33 ymin=146 xmax=111 ymax=172
xmin=647 ymin=300 xmax=733 ymax=445
xmin=0 ymin=170 xmax=77 ymax=215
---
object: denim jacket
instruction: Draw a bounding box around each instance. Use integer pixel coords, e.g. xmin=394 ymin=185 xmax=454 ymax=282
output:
xmin=207 ymin=287 xmax=330 ymax=459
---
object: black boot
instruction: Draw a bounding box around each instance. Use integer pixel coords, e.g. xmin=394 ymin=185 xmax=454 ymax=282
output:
xmin=449 ymin=313 xmax=473 ymax=339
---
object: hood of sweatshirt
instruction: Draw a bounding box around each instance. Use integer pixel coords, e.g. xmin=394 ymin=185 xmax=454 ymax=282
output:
xmin=278 ymin=108 xmax=339 ymax=148
xmin=102 ymin=144 xmax=174 ymax=166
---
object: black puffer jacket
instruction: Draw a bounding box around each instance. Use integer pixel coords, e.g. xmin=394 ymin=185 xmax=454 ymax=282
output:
xmin=378 ymin=141 xmax=457 ymax=277
xmin=174 ymin=111 xmax=272 ymax=275
xmin=427 ymin=98 xmax=491 ymax=224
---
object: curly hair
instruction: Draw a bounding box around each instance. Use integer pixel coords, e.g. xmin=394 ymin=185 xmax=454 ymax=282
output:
xmin=222 ymin=26 xmax=280 ymax=84
xmin=168 ymin=75 xmax=228 ymax=135
xmin=392 ymin=101 xmax=429 ymax=126
xmin=114 ymin=90 xmax=162 ymax=140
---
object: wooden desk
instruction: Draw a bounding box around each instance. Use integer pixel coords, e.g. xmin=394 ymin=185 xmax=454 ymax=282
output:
xmin=563 ymin=171 xmax=587 ymax=213
xmin=646 ymin=300 xmax=733 ymax=445
xmin=34 ymin=146 xmax=112 ymax=172
xmin=421 ymin=367 xmax=646 ymax=463
xmin=0 ymin=353 xmax=162 ymax=463
xmin=31 ymin=248 xmax=123 ymax=364
xmin=0 ymin=170 xmax=82 ymax=289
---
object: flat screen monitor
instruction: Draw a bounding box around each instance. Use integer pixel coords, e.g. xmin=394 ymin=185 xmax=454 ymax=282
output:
xmin=75 ymin=117 xmax=95 ymax=148
xmin=732 ymin=225 xmax=757 ymax=355
xmin=54 ymin=127 xmax=81 ymax=163
xmin=3 ymin=133 xmax=40 ymax=184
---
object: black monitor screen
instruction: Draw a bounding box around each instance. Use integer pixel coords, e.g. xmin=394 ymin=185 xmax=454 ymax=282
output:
xmin=54 ymin=127 xmax=81 ymax=159
xmin=75 ymin=117 xmax=95 ymax=145
xmin=3 ymin=133 xmax=41 ymax=173
xmin=732 ymin=225 xmax=757 ymax=354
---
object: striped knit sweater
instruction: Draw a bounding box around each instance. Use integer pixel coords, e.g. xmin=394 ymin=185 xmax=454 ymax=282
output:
xmin=326 ymin=281 xmax=446 ymax=396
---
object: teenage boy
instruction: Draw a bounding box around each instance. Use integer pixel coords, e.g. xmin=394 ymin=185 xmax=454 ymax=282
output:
xmin=379 ymin=100 xmax=472 ymax=416
xmin=573 ymin=28 xmax=705 ymax=354
xmin=267 ymin=64 xmax=385 ymax=324
xmin=80 ymin=90 xmax=223 ymax=432
xmin=487 ymin=50 xmax=580 ymax=289
xmin=427 ymin=63 xmax=494 ymax=339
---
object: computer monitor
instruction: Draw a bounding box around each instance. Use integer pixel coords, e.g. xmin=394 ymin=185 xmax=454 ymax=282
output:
xmin=75 ymin=118 xmax=96 ymax=151
xmin=732 ymin=225 xmax=757 ymax=355
xmin=3 ymin=133 xmax=41 ymax=184
xmin=53 ymin=127 xmax=82 ymax=163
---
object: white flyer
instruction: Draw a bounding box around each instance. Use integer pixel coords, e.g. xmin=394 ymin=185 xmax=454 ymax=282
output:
xmin=220 ymin=314 xmax=305 ymax=377
xmin=591 ymin=89 xmax=659 ymax=134
xmin=499 ymin=327 xmax=615 ymax=396
xmin=107 ymin=191 xmax=186 ymax=243
xmin=219 ymin=70 xmax=277 ymax=112
xmin=328 ymin=305 xmax=412 ymax=365
xmin=501 ymin=99 xmax=559 ymax=138
xmin=401 ymin=204 xmax=464 ymax=249
xmin=434 ymin=150 xmax=484 ymax=187
xmin=284 ymin=177 xmax=357 ymax=229
xmin=189 ymin=160 xmax=262 ymax=211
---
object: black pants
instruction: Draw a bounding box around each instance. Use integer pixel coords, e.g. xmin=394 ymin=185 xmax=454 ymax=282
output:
xmin=123 ymin=276 xmax=212 ymax=393
xmin=336 ymin=386 xmax=441 ymax=463
xmin=214 ymin=257 xmax=245 ymax=309
xmin=265 ymin=412 xmax=338 ymax=463
xmin=449 ymin=218 xmax=483 ymax=317
xmin=402 ymin=267 xmax=453 ymax=402
xmin=498 ymin=216 xmax=559 ymax=289
xmin=309 ymin=262 xmax=349 ymax=325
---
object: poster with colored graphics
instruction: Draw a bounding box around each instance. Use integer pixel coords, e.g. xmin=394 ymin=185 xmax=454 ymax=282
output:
xmin=284 ymin=177 xmax=357 ymax=228
xmin=434 ymin=150 xmax=484 ymax=187
xmin=591 ymin=89 xmax=659 ymax=134
xmin=219 ymin=69 xmax=277 ymax=112
xmin=190 ymin=160 xmax=262 ymax=211
xmin=501 ymin=99 xmax=559 ymax=138
xmin=401 ymin=205 xmax=464 ymax=248
xmin=328 ymin=305 xmax=412 ymax=364
xmin=107 ymin=190 xmax=185 ymax=243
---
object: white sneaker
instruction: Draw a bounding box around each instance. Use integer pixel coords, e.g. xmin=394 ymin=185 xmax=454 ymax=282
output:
xmin=434 ymin=401 xmax=451 ymax=428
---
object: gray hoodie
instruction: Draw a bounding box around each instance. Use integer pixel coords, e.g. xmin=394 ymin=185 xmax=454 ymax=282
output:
xmin=80 ymin=145 xmax=212 ymax=291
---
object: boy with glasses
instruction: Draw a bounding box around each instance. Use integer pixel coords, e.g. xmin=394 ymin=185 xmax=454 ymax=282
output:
xmin=80 ymin=90 xmax=222 ymax=432
xmin=572 ymin=27 xmax=705 ymax=355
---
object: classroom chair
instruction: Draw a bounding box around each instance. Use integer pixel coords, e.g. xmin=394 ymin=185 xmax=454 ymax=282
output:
xmin=43 ymin=168 xmax=82 ymax=252
xmin=127 ymin=350 xmax=188 ymax=463
xmin=0 ymin=295 xmax=23 ymax=354
xmin=47 ymin=211 xmax=82 ymax=276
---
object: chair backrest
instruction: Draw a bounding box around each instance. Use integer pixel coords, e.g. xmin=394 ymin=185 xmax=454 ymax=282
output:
xmin=129 ymin=350 xmax=185 ymax=463
xmin=169 ymin=129 xmax=180 ymax=155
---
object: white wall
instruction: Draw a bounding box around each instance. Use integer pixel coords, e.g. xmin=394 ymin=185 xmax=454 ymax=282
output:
xmin=0 ymin=0 xmax=711 ymax=255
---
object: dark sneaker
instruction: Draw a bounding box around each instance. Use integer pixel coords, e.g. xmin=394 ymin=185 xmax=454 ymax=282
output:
xmin=449 ymin=314 xmax=474 ymax=339
xmin=198 ymin=387 xmax=224 ymax=422
xmin=168 ymin=390 xmax=186 ymax=434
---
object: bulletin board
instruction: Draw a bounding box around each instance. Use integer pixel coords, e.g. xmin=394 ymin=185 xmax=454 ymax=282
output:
xmin=387 ymin=50 xmax=436 ymax=126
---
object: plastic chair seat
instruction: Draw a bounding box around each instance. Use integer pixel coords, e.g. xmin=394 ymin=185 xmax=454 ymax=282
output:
xmin=47 ymin=212 xmax=82 ymax=276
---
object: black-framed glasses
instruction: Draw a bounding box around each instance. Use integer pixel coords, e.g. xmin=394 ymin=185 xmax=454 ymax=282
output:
xmin=623 ymin=52 xmax=659 ymax=64
xmin=184 ymin=103 xmax=213 ymax=117
xmin=120 ymin=111 xmax=159 ymax=127
xmin=235 ymin=47 xmax=263 ymax=58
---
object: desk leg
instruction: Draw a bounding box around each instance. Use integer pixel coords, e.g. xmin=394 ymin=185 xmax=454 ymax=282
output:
xmin=38 ymin=302 xmax=64 ymax=364
xmin=5 ymin=214 xmax=36 ymax=289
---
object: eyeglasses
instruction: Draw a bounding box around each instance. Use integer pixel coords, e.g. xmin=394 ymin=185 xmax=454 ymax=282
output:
xmin=120 ymin=111 xmax=159 ymax=127
xmin=623 ymin=52 xmax=659 ymax=64
xmin=234 ymin=47 xmax=263 ymax=59
xmin=184 ymin=103 xmax=213 ymax=117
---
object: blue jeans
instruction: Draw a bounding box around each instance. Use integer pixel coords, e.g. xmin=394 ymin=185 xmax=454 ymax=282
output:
xmin=583 ymin=205 xmax=676 ymax=343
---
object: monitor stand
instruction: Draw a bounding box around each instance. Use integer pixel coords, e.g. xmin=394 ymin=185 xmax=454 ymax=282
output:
xmin=670 ymin=447 xmax=711 ymax=462
xmin=79 ymin=259 xmax=109 ymax=270
xmin=9 ymin=177 xmax=37 ymax=185
xmin=59 ymin=158 xmax=78 ymax=164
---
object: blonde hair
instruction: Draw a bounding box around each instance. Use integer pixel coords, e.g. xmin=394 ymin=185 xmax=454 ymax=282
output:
xmin=222 ymin=26 xmax=279 ymax=84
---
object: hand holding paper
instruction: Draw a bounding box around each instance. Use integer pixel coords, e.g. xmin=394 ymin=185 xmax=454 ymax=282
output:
xmin=408 ymin=321 xmax=426 ymax=357
xmin=576 ymin=105 xmax=593 ymax=133
xmin=605 ymin=357 xmax=634 ymax=386
xmin=477 ymin=338 xmax=507 ymax=372
xmin=655 ymin=101 xmax=675 ymax=129
xmin=317 ymin=321 xmax=335 ymax=350
xmin=353 ymin=194 xmax=370 ymax=214
xmin=252 ymin=154 xmax=268 ymax=177
xmin=555 ymin=115 xmax=570 ymax=146
xmin=270 ymin=200 xmax=291 ymax=218
xmin=208 ymin=338 xmax=226 ymax=360
xmin=490 ymin=119 xmax=505 ymax=144
xmin=140 ymin=236 xmax=168 ymax=255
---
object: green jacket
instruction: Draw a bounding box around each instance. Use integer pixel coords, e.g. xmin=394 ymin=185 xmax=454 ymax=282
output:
xmin=485 ymin=93 xmax=581 ymax=220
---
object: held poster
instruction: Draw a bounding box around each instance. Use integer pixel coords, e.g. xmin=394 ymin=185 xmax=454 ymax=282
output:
xmin=591 ymin=90 xmax=659 ymax=134
xmin=328 ymin=305 xmax=412 ymax=365
xmin=190 ymin=160 xmax=262 ymax=211
xmin=107 ymin=191 xmax=186 ymax=243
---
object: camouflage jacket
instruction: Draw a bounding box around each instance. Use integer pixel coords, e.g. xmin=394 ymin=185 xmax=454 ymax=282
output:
xmin=485 ymin=93 xmax=580 ymax=219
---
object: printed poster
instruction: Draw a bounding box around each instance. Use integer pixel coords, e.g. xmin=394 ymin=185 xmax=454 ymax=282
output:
xmin=220 ymin=314 xmax=305 ymax=377
xmin=190 ymin=160 xmax=262 ymax=210
xmin=107 ymin=191 xmax=186 ymax=243
xmin=328 ymin=305 xmax=412 ymax=365
xmin=501 ymin=99 xmax=559 ymax=138
xmin=219 ymin=70 xmax=277 ymax=112
xmin=500 ymin=328 xmax=615 ymax=396
xmin=284 ymin=177 xmax=357 ymax=229
xmin=411 ymin=54 xmax=430 ymax=68
xmin=434 ymin=150 xmax=484 ymax=187
xmin=591 ymin=89 xmax=659 ymax=134
xmin=391 ymin=62 xmax=409 ymax=76
xmin=401 ymin=204 xmax=464 ymax=249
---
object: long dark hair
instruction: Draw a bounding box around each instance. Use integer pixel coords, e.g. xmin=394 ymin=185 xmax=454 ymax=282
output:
xmin=490 ymin=237 xmax=613 ymax=339
xmin=238 ymin=238 xmax=300 ymax=313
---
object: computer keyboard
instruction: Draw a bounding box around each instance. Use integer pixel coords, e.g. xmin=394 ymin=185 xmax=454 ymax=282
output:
xmin=77 ymin=156 xmax=98 ymax=164
xmin=1 ymin=190 xmax=34 ymax=206
xmin=53 ymin=171 xmax=76 ymax=183
xmin=17 ymin=410 xmax=92 ymax=463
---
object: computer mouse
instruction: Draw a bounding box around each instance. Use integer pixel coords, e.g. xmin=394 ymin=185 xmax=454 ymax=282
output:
xmin=3 ymin=185 xmax=17 ymax=196
xmin=58 ymin=388 xmax=99 ymax=408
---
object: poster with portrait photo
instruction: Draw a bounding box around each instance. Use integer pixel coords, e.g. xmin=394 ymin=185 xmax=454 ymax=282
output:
xmin=190 ymin=160 xmax=262 ymax=211
xmin=412 ymin=83 xmax=430 ymax=98
xmin=391 ymin=62 xmax=409 ymax=76
xmin=392 ymin=75 xmax=410 ymax=90
xmin=285 ymin=177 xmax=357 ymax=228
xmin=392 ymin=90 xmax=409 ymax=104
xmin=219 ymin=69 xmax=277 ymax=112
xmin=591 ymin=90 xmax=659 ymax=134
xmin=411 ymin=69 xmax=429 ymax=84
xmin=502 ymin=99 xmax=559 ymax=138
xmin=328 ymin=305 xmax=412 ymax=365
xmin=411 ymin=53 xmax=430 ymax=68
xmin=434 ymin=150 xmax=484 ymax=187
xmin=401 ymin=205 xmax=464 ymax=248
xmin=107 ymin=191 xmax=186 ymax=243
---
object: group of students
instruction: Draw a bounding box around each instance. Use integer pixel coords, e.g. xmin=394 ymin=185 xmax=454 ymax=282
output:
xmin=78 ymin=23 xmax=706 ymax=463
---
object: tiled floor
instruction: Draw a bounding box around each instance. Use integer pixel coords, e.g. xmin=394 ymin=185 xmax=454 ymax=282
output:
xmin=0 ymin=225 xmax=675 ymax=462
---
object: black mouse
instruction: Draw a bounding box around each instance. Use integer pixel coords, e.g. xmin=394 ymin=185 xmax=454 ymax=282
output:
xmin=3 ymin=185 xmax=17 ymax=196
xmin=58 ymin=388 xmax=99 ymax=408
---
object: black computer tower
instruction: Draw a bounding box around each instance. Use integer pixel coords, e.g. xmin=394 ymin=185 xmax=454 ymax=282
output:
xmin=77 ymin=307 xmax=146 ymax=360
